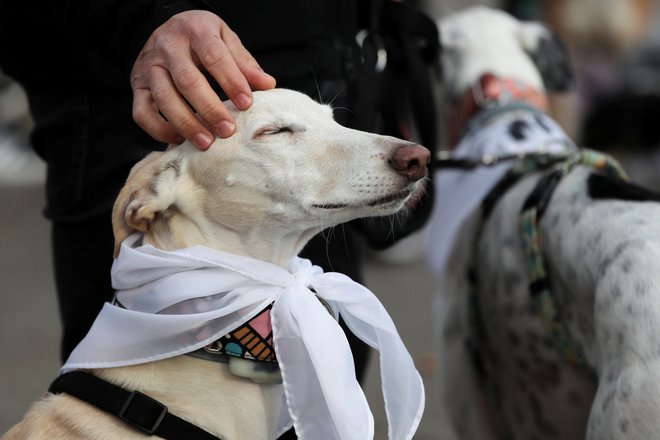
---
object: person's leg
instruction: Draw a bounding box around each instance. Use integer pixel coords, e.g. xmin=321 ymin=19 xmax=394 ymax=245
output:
xmin=51 ymin=219 xmax=115 ymax=360
xmin=28 ymin=91 xmax=163 ymax=361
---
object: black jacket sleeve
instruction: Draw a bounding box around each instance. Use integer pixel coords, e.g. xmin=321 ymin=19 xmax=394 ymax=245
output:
xmin=0 ymin=0 xmax=208 ymax=88
xmin=50 ymin=0 xmax=206 ymax=78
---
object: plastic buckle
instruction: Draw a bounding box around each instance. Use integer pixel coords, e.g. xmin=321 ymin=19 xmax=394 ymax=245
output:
xmin=118 ymin=391 xmax=168 ymax=435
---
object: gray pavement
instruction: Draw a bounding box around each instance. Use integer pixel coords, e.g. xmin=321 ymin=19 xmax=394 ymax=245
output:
xmin=0 ymin=180 xmax=454 ymax=439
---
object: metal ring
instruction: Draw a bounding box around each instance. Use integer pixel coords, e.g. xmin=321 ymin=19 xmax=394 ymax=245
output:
xmin=356 ymin=29 xmax=388 ymax=73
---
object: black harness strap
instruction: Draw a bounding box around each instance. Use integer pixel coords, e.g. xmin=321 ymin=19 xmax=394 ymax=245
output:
xmin=588 ymin=172 xmax=660 ymax=202
xmin=49 ymin=371 xmax=222 ymax=439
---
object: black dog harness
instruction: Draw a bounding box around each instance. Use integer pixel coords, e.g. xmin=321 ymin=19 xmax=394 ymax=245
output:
xmin=49 ymin=371 xmax=222 ymax=439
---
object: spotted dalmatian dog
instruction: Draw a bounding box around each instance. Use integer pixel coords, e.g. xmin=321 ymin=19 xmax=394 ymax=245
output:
xmin=427 ymin=7 xmax=660 ymax=440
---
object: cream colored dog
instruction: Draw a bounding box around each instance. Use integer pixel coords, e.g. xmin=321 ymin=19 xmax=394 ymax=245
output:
xmin=3 ymin=88 xmax=429 ymax=440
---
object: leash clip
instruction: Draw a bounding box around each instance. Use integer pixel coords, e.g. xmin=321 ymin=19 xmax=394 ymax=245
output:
xmin=356 ymin=29 xmax=388 ymax=73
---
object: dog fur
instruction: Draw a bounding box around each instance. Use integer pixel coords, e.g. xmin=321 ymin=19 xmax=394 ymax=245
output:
xmin=433 ymin=7 xmax=660 ymax=440
xmin=3 ymin=88 xmax=429 ymax=440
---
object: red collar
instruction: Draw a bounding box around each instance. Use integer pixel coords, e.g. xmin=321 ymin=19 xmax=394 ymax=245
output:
xmin=446 ymin=73 xmax=549 ymax=146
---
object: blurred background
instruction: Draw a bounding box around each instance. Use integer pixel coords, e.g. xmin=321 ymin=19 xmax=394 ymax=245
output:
xmin=2 ymin=0 xmax=660 ymax=438
xmin=427 ymin=0 xmax=660 ymax=190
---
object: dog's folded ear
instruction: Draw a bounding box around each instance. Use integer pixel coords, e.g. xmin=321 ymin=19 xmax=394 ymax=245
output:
xmin=519 ymin=23 xmax=575 ymax=93
xmin=111 ymin=150 xmax=183 ymax=257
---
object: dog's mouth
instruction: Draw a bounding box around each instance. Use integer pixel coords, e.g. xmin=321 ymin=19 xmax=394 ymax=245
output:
xmin=312 ymin=188 xmax=413 ymax=210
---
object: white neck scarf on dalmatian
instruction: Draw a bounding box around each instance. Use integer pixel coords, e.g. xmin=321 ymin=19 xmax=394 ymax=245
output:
xmin=427 ymin=107 xmax=577 ymax=276
xmin=62 ymin=233 xmax=424 ymax=440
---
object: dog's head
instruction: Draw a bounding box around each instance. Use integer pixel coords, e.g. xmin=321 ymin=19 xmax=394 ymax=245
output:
xmin=438 ymin=6 xmax=574 ymax=101
xmin=112 ymin=89 xmax=429 ymax=263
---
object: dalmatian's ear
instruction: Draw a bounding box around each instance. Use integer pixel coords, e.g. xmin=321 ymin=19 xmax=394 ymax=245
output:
xmin=519 ymin=22 xmax=575 ymax=92
xmin=111 ymin=149 xmax=184 ymax=257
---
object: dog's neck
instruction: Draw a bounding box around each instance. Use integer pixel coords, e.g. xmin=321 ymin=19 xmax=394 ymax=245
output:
xmin=445 ymin=73 xmax=549 ymax=147
xmin=144 ymin=212 xmax=318 ymax=269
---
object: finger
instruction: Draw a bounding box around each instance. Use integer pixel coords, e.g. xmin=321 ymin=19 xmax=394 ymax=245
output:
xmin=192 ymin=30 xmax=254 ymax=112
xmin=167 ymin=56 xmax=237 ymax=139
xmin=242 ymin=66 xmax=277 ymax=91
xmin=149 ymin=65 xmax=217 ymax=150
xmin=132 ymin=87 xmax=185 ymax=145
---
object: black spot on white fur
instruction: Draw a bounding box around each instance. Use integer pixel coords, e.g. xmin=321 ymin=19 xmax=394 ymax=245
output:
xmin=508 ymin=119 xmax=530 ymax=141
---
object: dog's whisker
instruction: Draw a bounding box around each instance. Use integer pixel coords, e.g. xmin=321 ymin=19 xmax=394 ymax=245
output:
xmin=317 ymin=225 xmax=339 ymax=273
xmin=331 ymin=106 xmax=355 ymax=117
xmin=327 ymin=88 xmax=347 ymax=107
xmin=309 ymin=67 xmax=322 ymax=104
xmin=339 ymin=223 xmax=350 ymax=261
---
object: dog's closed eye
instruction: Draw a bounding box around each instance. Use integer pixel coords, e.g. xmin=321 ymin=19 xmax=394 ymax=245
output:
xmin=255 ymin=126 xmax=295 ymax=137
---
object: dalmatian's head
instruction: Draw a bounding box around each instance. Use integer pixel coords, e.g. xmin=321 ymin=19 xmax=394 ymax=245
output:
xmin=437 ymin=6 xmax=574 ymax=100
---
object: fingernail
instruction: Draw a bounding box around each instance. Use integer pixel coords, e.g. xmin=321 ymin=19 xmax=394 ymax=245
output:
xmin=236 ymin=93 xmax=252 ymax=110
xmin=216 ymin=121 xmax=235 ymax=138
xmin=194 ymin=132 xmax=213 ymax=150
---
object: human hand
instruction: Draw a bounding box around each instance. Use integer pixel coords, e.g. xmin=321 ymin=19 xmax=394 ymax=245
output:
xmin=131 ymin=10 xmax=276 ymax=150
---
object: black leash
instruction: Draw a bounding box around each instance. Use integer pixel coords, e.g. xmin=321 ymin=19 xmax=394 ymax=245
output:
xmin=433 ymin=151 xmax=566 ymax=170
xmin=49 ymin=371 xmax=222 ymax=439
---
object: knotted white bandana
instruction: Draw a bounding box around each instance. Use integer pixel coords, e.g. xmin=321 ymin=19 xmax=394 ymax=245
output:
xmin=62 ymin=233 xmax=424 ymax=440
xmin=427 ymin=107 xmax=577 ymax=276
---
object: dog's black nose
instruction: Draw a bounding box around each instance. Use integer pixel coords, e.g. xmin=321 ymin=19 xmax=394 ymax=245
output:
xmin=390 ymin=144 xmax=430 ymax=181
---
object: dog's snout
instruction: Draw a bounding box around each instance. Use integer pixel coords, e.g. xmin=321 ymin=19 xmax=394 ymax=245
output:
xmin=389 ymin=144 xmax=430 ymax=181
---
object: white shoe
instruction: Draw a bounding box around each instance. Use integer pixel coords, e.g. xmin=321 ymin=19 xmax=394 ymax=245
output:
xmin=0 ymin=127 xmax=45 ymax=186
xmin=0 ymin=80 xmax=30 ymax=125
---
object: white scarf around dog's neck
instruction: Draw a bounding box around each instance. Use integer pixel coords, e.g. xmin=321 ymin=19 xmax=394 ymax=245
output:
xmin=62 ymin=233 xmax=424 ymax=440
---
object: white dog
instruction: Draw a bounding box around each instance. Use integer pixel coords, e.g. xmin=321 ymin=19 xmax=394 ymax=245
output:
xmin=3 ymin=88 xmax=427 ymax=440
xmin=428 ymin=7 xmax=660 ymax=440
